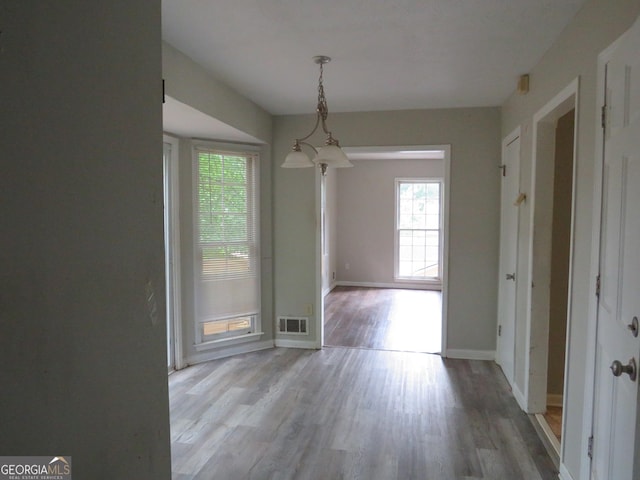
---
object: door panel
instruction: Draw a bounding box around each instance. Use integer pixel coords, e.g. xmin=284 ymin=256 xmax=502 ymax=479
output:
xmin=496 ymin=134 xmax=520 ymax=383
xmin=591 ymin=17 xmax=640 ymax=480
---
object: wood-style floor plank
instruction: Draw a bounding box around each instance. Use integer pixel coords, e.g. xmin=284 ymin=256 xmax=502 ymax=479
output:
xmin=170 ymin=347 xmax=558 ymax=479
xmin=324 ymin=286 xmax=442 ymax=353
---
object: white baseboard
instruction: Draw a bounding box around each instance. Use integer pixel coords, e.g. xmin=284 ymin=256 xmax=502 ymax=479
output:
xmin=558 ymin=463 xmax=574 ymax=480
xmin=444 ymin=349 xmax=495 ymax=360
xmin=535 ymin=413 xmax=561 ymax=456
xmin=186 ymin=339 xmax=274 ymax=366
xmin=336 ymin=281 xmax=442 ymax=291
xmin=547 ymin=393 xmax=563 ymax=407
xmin=274 ymin=338 xmax=320 ymax=349
xmin=323 ymin=281 xmax=338 ymax=296
xmin=512 ymin=383 xmax=527 ymax=411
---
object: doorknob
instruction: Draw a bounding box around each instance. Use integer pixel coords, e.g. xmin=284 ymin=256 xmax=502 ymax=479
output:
xmin=610 ymin=357 xmax=637 ymax=381
xmin=505 ymin=273 xmax=516 ymax=281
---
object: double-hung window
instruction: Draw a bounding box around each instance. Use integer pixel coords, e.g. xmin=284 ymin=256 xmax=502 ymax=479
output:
xmin=395 ymin=179 xmax=443 ymax=283
xmin=194 ymin=145 xmax=260 ymax=344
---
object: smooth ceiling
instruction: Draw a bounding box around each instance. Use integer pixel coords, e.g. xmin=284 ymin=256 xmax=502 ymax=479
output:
xmin=162 ymin=0 xmax=587 ymax=115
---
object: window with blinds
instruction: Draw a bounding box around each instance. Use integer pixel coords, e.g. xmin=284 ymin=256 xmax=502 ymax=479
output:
xmin=395 ymin=179 xmax=443 ymax=281
xmin=194 ymin=146 xmax=260 ymax=343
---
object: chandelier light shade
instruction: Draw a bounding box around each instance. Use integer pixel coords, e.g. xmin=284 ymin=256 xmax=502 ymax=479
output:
xmin=282 ymin=145 xmax=314 ymax=168
xmin=281 ymin=55 xmax=353 ymax=175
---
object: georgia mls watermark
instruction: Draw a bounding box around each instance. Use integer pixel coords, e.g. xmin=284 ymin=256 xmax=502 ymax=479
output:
xmin=0 ymin=457 xmax=71 ymax=480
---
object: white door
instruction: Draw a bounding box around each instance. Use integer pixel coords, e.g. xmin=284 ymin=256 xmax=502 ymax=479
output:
xmin=496 ymin=133 xmax=521 ymax=383
xmin=591 ymin=17 xmax=640 ymax=480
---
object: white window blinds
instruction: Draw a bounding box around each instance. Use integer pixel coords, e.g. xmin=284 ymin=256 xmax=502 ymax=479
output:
xmin=396 ymin=179 xmax=442 ymax=280
xmin=194 ymin=146 xmax=260 ymax=341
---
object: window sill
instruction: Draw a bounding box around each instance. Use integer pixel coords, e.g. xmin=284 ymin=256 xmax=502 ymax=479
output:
xmin=194 ymin=331 xmax=264 ymax=352
xmin=395 ymin=277 xmax=442 ymax=284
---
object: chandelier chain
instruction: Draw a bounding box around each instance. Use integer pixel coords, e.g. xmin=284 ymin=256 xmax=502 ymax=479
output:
xmin=317 ymin=62 xmax=328 ymax=122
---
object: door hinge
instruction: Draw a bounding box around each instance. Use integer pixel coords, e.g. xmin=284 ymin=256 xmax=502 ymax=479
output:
xmin=498 ymin=325 xmax=502 ymax=336
xmin=162 ymin=79 xmax=166 ymax=104
xmin=499 ymin=164 xmax=506 ymax=177
xmin=601 ymin=104 xmax=607 ymax=131
xmin=588 ymin=435 xmax=594 ymax=459
xmin=595 ymin=274 xmax=601 ymax=298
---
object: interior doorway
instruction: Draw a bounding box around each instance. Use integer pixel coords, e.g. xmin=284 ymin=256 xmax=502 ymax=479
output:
xmin=526 ymin=80 xmax=578 ymax=459
xmin=535 ymin=108 xmax=575 ymax=455
xmin=318 ymin=146 xmax=450 ymax=355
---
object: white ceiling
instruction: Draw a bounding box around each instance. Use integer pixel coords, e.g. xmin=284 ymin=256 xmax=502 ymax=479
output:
xmin=162 ymin=0 xmax=587 ymax=117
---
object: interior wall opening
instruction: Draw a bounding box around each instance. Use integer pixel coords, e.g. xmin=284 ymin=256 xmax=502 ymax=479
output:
xmin=320 ymin=146 xmax=450 ymax=355
xmin=526 ymin=81 xmax=578 ymax=462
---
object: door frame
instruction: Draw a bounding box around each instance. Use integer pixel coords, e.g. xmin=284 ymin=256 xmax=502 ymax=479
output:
xmin=524 ymin=78 xmax=579 ymax=425
xmin=163 ymin=134 xmax=184 ymax=371
xmin=315 ymin=145 xmax=451 ymax=354
xmin=496 ymin=126 xmax=521 ymax=386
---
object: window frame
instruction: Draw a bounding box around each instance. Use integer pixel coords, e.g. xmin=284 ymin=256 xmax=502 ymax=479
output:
xmin=394 ymin=177 xmax=444 ymax=285
xmin=192 ymin=141 xmax=262 ymax=347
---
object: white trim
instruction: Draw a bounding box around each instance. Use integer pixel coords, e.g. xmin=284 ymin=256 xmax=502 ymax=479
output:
xmin=186 ymin=339 xmax=274 ymax=366
xmin=163 ymin=134 xmax=184 ymax=370
xmin=513 ymin=383 xmax=527 ymax=411
xmin=342 ymin=145 xmax=446 ymax=160
xmin=525 ymin=77 xmax=579 ymax=416
xmin=275 ymin=338 xmax=320 ymax=349
xmin=535 ymin=413 xmax=561 ymax=456
xmin=444 ymin=349 xmax=495 ymax=361
xmin=441 ymin=146 xmax=452 ymax=356
xmin=547 ymin=393 xmax=564 ymax=407
xmin=323 ymin=280 xmax=338 ymax=296
xmin=194 ymin=331 xmax=265 ymax=351
xmin=315 ymin=165 xmax=324 ymax=349
xmin=336 ymin=281 xmax=441 ymax=291
xmin=559 ymin=463 xmax=576 ymax=480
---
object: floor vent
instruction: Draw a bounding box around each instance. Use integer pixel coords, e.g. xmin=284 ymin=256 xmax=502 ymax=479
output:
xmin=278 ymin=316 xmax=309 ymax=335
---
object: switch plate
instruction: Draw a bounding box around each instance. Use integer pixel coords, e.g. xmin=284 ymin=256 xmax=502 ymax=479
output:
xmin=304 ymin=303 xmax=313 ymax=316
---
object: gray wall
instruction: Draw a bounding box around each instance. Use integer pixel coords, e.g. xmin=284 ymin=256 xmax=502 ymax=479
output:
xmin=163 ymin=42 xmax=272 ymax=143
xmin=273 ymin=108 xmax=501 ymax=354
xmin=0 ymin=2 xmax=171 ymax=478
xmin=501 ymin=0 xmax=640 ymax=476
xmin=336 ymin=159 xmax=445 ymax=286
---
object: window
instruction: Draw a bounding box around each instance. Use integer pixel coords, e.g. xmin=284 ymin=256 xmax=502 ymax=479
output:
xmin=395 ymin=179 xmax=442 ymax=282
xmin=194 ymin=145 xmax=260 ymax=344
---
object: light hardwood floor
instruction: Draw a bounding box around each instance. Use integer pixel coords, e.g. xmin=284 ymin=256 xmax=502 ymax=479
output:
xmin=543 ymin=406 xmax=563 ymax=442
xmin=324 ymin=286 xmax=442 ymax=353
xmin=169 ymin=347 xmax=558 ymax=479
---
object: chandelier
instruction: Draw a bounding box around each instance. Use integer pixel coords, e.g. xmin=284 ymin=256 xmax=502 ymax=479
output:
xmin=281 ymin=56 xmax=353 ymax=175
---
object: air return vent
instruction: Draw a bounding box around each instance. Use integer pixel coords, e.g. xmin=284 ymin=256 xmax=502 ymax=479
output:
xmin=278 ymin=316 xmax=309 ymax=335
